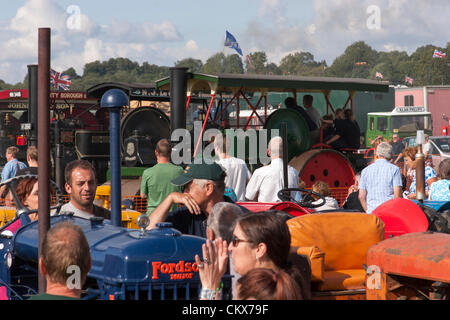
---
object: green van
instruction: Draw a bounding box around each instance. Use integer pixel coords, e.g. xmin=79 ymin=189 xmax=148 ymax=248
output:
xmin=365 ymin=106 xmax=432 ymax=147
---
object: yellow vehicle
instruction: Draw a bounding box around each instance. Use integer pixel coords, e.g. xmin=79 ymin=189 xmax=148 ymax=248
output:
xmin=0 ymin=206 xmax=16 ymax=228
xmin=0 ymin=177 xmax=142 ymax=229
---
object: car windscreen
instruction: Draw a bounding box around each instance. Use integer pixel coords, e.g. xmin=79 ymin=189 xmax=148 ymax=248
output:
xmin=431 ymin=137 xmax=450 ymax=153
xmin=390 ymin=115 xmax=432 ymax=132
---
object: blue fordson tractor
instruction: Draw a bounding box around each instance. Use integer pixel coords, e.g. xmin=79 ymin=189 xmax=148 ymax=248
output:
xmin=0 ymin=85 xmax=230 ymax=300
xmin=0 ymin=175 xmax=227 ymax=300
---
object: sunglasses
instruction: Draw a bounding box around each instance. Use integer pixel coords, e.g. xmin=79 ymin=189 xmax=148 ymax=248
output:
xmin=231 ymin=234 xmax=252 ymax=247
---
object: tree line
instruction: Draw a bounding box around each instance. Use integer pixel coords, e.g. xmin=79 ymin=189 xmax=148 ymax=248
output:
xmin=1 ymin=41 xmax=450 ymax=91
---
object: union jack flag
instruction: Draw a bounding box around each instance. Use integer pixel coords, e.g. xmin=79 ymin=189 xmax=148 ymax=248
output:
xmin=432 ymin=49 xmax=446 ymax=59
xmin=50 ymin=69 xmax=71 ymax=91
xmin=405 ymin=76 xmax=414 ymax=85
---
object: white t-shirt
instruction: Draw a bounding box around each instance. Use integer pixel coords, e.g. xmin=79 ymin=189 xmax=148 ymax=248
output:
xmin=216 ymin=157 xmax=252 ymax=201
xmin=245 ymin=158 xmax=299 ymax=203
xmin=60 ymin=201 xmax=110 ymax=220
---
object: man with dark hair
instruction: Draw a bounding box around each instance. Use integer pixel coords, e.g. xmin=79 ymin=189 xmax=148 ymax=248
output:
xmin=390 ymin=134 xmax=405 ymax=173
xmin=284 ymin=97 xmax=319 ymax=144
xmin=284 ymin=97 xmax=317 ymax=131
xmin=29 ymin=221 xmax=91 ymax=300
xmin=60 ymin=160 xmax=110 ymax=219
xmin=303 ymin=94 xmax=321 ymax=129
xmin=146 ymin=162 xmax=234 ymax=238
xmin=140 ymin=139 xmax=184 ymax=214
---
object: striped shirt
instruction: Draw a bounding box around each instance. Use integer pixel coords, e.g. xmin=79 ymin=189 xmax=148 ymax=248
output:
xmin=359 ymin=159 xmax=403 ymax=213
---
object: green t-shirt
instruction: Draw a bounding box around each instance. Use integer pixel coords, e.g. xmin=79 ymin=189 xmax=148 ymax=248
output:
xmin=28 ymin=293 xmax=81 ymax=300
xmin=141 ymin=163 xmax=184 ymax=214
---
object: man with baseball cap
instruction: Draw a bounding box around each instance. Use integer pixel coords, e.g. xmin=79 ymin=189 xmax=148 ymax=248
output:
xmin=146 ymin=162 xmax=234 ymax=238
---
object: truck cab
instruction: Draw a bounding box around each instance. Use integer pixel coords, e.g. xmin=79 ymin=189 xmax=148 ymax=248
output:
xmin=366 ymin=106 xmax=432 ymax=147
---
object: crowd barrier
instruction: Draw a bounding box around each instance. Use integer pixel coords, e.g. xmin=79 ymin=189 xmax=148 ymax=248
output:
xmin=1 ymin=187 xmax=351 ymax=214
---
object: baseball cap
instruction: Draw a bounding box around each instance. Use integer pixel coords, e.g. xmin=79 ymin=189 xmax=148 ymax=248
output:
xmin=171 ymin=163 xmax=225 ymax=186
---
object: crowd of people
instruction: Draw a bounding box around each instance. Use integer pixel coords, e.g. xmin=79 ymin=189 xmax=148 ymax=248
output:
xmin=0 ymin=95 xmax=449 ymax=300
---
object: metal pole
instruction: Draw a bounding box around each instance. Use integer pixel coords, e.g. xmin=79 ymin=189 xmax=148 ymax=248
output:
xmin=27 ymin=65 xmax=38 ymax=147
xmin=101 ymin=89 xmax=128 ymax=227
xmin=415 ymin=144 xmax=425 ymax=202
xmin=170 ymin=67 xmax=188 ymax=133
xmin=110 ymin=108 xmax=121 ymax=226
xmin=37 ymin=27 xmax=51 ymax=294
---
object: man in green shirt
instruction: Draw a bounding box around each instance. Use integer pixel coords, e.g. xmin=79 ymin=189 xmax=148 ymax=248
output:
xmin=140 ymin=139 xmax=184 ymax=214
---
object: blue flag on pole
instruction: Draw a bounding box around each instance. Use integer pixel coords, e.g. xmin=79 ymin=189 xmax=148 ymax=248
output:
xmin=224 ymin=31 xmax=243 ymax=56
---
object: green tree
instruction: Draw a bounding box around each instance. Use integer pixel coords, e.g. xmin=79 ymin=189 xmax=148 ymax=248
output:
xmin=326 ymin=41 xmax=378 ymax=78
xmin=410 ymin=45 xmax=447 ymax=86
xmin=201 ymin=52 xmax=226 ymax=74
xmin=279 ymin=51 xmax=326 ymax=76
xmin=245 ymin=51 xmax=267 ymax=74
xmin=372 ymin=51 xmax=411 ymax=84
xmin=83 ymin=60 xmax=106 ymax=76
xmin=223 ymin=54 xmax=244 ymax=74
xmin=265 ymin=62 xmax=281 ymax=75
xmin=62 ymin=67 xmax=81 ymax=79
xmin=175 ymin=58 xmax=203 ymax=72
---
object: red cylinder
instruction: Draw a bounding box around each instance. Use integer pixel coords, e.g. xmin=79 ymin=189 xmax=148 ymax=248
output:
xmin=289 ymin=149 xmax=355 ymax=188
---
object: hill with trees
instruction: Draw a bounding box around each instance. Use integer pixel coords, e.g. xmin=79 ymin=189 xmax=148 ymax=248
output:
xmin=1 ymin=41 xmax=449 ymax=91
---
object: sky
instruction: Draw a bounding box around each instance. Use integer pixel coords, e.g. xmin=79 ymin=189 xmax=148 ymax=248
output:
xmin=1 ymin=0 xmax=450 ymax=84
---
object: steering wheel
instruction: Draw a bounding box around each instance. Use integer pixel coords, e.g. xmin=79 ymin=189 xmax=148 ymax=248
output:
xmin=0 ymin=174 xmax=64 ymax=218
xmin=277 ymin=188 xmax=326 ymax=209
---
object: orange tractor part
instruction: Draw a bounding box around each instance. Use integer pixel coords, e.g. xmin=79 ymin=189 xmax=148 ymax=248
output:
xmin=366 ymin=232 xmax=450 ymax=300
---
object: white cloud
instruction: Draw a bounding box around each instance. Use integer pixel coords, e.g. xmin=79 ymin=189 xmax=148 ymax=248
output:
xmin=185 ymin=40 xmax=199 ymax=52
xmin=139 ymin=20 xmax=182 ymax=42
xmin=2 ymin=0 xmax=450 ymax=84
xmin=83 ymin=38 xmax=104 ymax=63
xmin=244 ymin=0 xmax=450 ymax=66
xmin=0 ymin=0 xmax=186 ymax=83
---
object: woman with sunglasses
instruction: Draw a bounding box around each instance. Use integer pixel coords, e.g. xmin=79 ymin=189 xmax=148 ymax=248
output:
xmin=195 ymin=212 xmax=308 ymax=300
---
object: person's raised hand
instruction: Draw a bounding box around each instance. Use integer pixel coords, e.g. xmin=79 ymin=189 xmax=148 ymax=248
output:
xmin=170 ymin=192 xmax=201 ymax=215
xmin=194 ymin=238 xmax=228 ymax=294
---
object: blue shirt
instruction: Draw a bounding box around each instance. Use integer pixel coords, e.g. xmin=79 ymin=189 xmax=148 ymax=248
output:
xmin=409 ymin=166 xmax=437 ymax=194
xmin=428 ymin=179 xmax=450 ymax=201
xmin=1 ymin=159 xmax=27 ymax=182
xmin=359 ymin=159 xmax=403 ymax=213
